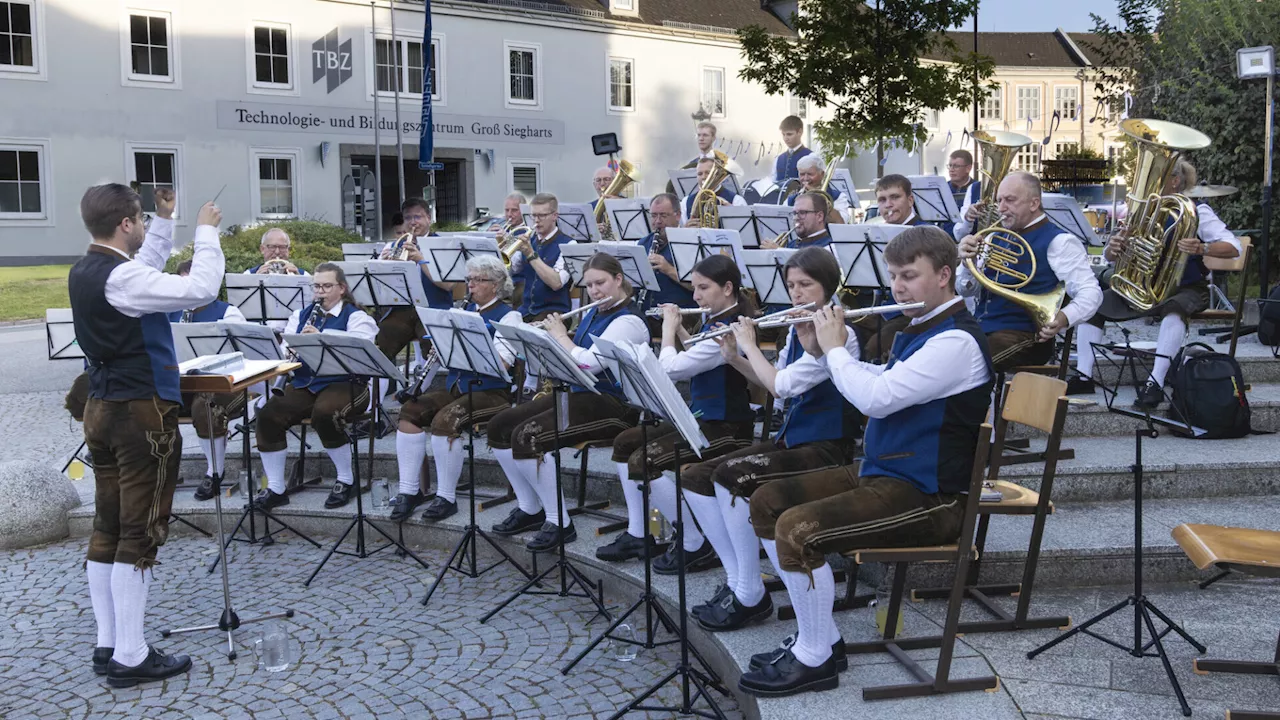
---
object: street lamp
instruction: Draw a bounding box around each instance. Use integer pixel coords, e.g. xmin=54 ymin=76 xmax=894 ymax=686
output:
xmin=1238 ymin=45 xmax=1275 ymax=296
xmin=691 ymin=104 xmax=711 ymax=124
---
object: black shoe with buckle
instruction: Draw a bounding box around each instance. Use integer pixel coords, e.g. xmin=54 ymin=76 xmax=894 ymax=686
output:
xmin=92 ymin=647 xmax=113 ymax=676
xmin=653 ymin=539 xmax=721 ymax=575
xmin=388 ymin=493 xmax=424 ymax=521
xmin=254 ymin=488 xmax=290 ymax=510
xmin=192 ymin=476 xmax=217 ymax=501
xmin=596 ymin=532 xmax=663 ymax=562
xmin=696 ymin=591 xmax=774 ymax=633
xmin=737 ymin=648 xmax=839 ymax=698
xmin=105 ymin=646 xmax=193 ymax=688
xmin=1134 ymin=379 xmax=1165 ymax=410
xmin=323 ymin=481 xmax=353 ymax=509
xmin=491 ymin=507 xmax=546 ymax=536
xmin=691 ymin=584 xmax=733 ymax=620
xmin=526 ymin=522 xmax=577 ymax=553
xmin=419 ymin=497 xmax=457 ymax=521
xmin=749 ymin=635 xmax=848 ymax=672
xmin=1065 ymin=374 xmax=1096 ymax=396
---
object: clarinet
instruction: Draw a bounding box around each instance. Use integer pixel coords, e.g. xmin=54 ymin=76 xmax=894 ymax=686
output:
xmin=395 ymin=292 xmax=465 ymax=403
xmin=271 ymin=303 xmax=327 ymax=396
xmin=180 ymin=308 xmax=194 ymax=324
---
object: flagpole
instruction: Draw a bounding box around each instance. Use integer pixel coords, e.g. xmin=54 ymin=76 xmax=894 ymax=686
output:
xmin=371 ymin=2 xmax=383 ymax=240
xmin=390 ymin=0 xmax=406 ymax=203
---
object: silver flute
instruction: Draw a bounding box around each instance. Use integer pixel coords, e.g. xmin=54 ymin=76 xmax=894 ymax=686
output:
xmin=685 ymin=302 xmax=816 ymax=344
xmin=756 ymin=302 xmax=926 ymax=329
xmin=533 ymin=296 xmax=612 ymax=328
xmin=644 ymin=307 xmax=710 ymax=317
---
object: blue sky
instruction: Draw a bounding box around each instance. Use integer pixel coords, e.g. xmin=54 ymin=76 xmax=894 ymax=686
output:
xmin=949 ymin=0 xmax=1121 ymax=32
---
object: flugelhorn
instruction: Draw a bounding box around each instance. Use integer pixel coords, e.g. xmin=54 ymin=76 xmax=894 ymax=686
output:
xmin=498 ymin=221 xmax=532 ymax=267
xmin=384 ymin=232 xmax=416 ymax=261
xmin=685 ymin=301 xmax=816 ymax=344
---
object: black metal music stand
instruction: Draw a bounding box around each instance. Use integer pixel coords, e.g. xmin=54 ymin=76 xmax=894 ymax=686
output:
xmin=478 ymin=322 xmax=612 ymax=625
xmin=740 ymin=249 xmax=797 ymax=311
xmin=46 ymin=309 xmax=94 ymax=475
xmin=162 ymin=363 xmax=296 ymax=661
xmin=284 ymin=334 xmax=432 ymax=586
xmin=666 ymin=228 xmax=748 ymax=288
xmin=602 ymin=199 xmax=653 ymax=243
xmin=417 ymin=310 xmax=533 ymax=608
xmin=718 ymin=205 xmax=795 ymax=249
xmin=224 ymin=274 xmax=311 ymax=328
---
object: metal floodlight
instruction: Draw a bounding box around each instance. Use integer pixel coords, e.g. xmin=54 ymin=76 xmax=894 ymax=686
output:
xmin=1237 ymin=46 xmax=1275 ymax=80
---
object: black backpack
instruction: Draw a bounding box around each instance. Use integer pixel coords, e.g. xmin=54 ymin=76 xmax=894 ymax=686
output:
xmin=1168 ymin=343 xmax=1251 ymax=439
xmin=1258 ymin=283 xmax=1280 ymax=347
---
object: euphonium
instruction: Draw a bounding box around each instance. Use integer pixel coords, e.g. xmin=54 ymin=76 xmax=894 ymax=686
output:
xmin=1108 ymin=118 xmax=1211 ymax=311
xmin=692 ymin=151 xmax=732 ymax=229
xmin=593 ymin=159 xmax=639 ymax=241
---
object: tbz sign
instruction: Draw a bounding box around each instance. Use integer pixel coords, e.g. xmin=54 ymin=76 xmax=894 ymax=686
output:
xmin=312 ymin=29 xmax=352 ymax=94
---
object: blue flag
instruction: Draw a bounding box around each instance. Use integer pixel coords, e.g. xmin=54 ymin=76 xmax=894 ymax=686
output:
xmin=418 ymin=0 xmax=443 ymax=171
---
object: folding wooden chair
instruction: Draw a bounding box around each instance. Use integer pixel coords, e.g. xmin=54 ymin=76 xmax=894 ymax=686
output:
xmin=1193 ymin=236 xmax=1253 ymax=357
xmin=991 ymin=327 xmax=1077 ymax=466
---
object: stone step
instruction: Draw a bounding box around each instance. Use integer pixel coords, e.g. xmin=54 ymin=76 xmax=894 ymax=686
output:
xmin=1084 ymin=338 xmax=1279 ymax=385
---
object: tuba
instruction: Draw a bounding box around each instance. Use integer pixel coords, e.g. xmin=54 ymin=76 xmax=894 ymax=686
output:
xmin=964 ymin=129 xmax=1065 ymax=331
xmin=1108 ymin=119 xmax=1211 ymax=311
xmin=692 ymin=151 xmax=732 ymax=229
xmin=593 ymin=159 xmax=639 ymax=241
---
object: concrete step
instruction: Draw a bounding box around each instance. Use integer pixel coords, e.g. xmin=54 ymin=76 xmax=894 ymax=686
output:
xmin=1084 ymin=337 xmax=1279 ymax=385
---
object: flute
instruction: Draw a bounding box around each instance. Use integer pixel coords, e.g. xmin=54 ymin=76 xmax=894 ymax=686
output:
xmin=644 ymin=307 xmax=710 ymax=317
xmin=756 ymin=302 xmax=926 ymax=329
xmin=685 ymin=301 xmax=816 ymax=344
xmin=533 ymin=296 xmax=612 ymax=328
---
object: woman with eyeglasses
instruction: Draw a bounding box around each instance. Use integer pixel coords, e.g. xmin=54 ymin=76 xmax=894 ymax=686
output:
xmin=254 ymin=263 xmax=379 ymax=511
xmin=389 ymin=255 xmax=521 ymax=522
xmin=486 ymin=253 xmax=647 ymax=553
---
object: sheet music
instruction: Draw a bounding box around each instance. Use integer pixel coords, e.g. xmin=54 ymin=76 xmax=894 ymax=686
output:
xmin=1042 ymin=193 xmax=1102 ymax=246
xmin=284 ymin=333 xmax=408 ymax=383
xmin=220 ymin=322 xmax=285 ymax=362
xmin=590 ymin=336 xmax=709 ymax=456
xmin=225 ymin=274 xmax=312 ymax=323
xmin=665 ymin=227 xmax=748 ymax=284
xmin=668 ymin=169 xmax=702 ymax=198
xmin=421 ymin=236 xmax=502 ymax=283
xmin=496 ymin=321 xmax=600 ymax=391
xmin=522 ymin=202 xmax=601 ymax=243
xmin=334 ymin=260 xmax=428 ymax=308
xmin=828 ymin=168 xmax=855 ymax=201
xmin=718 ymin=204 xmax=795 ymax=249
xmin=171 ymin=322 xmax=234 ymax=364
xmin=828 ymin=223 xmax=912 ymax=289
xmin=603 ymin=198 xmax=652 ymax=242
xmin=342 ymin=242 xmax=382 ymax=261
xmin=417 ymin=307 xmax=510 ymax=383
xmin=560 ymin=241 xmax=662 ymax=292
xmin=906 ymin=175 xmax=961 ymax=223
xmin=45 ymin=308 xmax=83 ymax=360
xmin=740 ymin=249 xmax=798 ymax=304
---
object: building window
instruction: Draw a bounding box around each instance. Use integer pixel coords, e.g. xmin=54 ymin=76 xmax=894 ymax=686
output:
xmin=251 ymin=23 xmax=292 ymax=89
xmin=370 ymin=34 xmax=442 ymax=102
xmin=1016 ymin=86 xmax=1040 ymax=122
xmin=1015 ymin=145 xmax=1041 ymax=174
xmin=127 ymin=11 xmax=171 ymax=80
xmin=505 ymin=42 xmax=540 ymax=108
xmin=1054 ymin=141 xmax=1079 ymax=158
xmin=789 ymin=93 xmax=808 ymax=120
xmin=979 ymin=87 xmax=1001 ymax=120
xmin=701 ymin=66 xmax=725 ymax=117
xmin=608 ymin=57 xmax=633 ymax=112
xmin=613 ymin=0 xmax=634 ymax=9
xmin=511 ymin=162 xmax=540 ymax=198
xmin=251 ymin=148 xmax=301 ymax=219
xmin=0 ymin=143 xmax=45 ymax=218
xmin=125 ymin=142 xmax=183 ymax=218
xmin=1 ymin=1 xmax=34 ymax=69
xmin=1054 ymin=86 xmax=1079 ymax=121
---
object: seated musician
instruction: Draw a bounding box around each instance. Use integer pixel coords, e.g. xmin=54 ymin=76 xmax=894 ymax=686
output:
xmin=589 ymin=165 xmax=615 ymax=212
xmin=785 ymin=155 xmax=850 ymax=223
xmin=167 ymin=260 xmax=251 ymax=502
xmin=942 ymin=149 xmax=980 ymax=240
xmin=763 ymin=191 xmax=831 ymax=251
xmin=387 ymin=212 xmax=406 ymax=239
xmin=389 ymin=255 xmax=521 ymax=522
xmin=681 ymin=248 xmax=861 ymax=633
xmin=638 ymin=193 xmax=699 ymax=329
xmin=1073 ymin=160 xmax=1239 ymax=406
xmin=245 ymin=228 xmax=305 ymax=275
xmin=740 ymin=225 xmax=993 ymax=698
xmin=598 ymin=255 xmax=758 ymax=569
xmin=374 ymin=197 xmax=453 ymax=364
xmin=957 ymin=171 xmax=1101 ymax=371
xmin=774 ymin=115 xmax=812 ymax=186
xmin=681 ymin=157 xmax=747 ymax=227
xmin=254 ymin=263 xmax=379 ymax=510
xmin=485 ymin=253 xmax=646 ymax=552
xmin=854 ymin=174 xmax=928 ymax=362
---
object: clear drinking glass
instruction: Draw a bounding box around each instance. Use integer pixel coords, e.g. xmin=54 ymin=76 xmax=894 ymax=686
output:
xmin=612 ymin=623 xmax=638 ymax=662
xmin=253 ymin=621 xmax=292 ymax=672
xmin=649 ymin=509 xmax=674 ymax=545
xmin=370 ymin=478 xmax=391 ymax=509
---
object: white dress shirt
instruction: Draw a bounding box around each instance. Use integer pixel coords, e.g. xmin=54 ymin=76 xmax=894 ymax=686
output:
xmin=474 ymin=297 xmax=523 ymax=367
xmin=176 ymin=304 xmax=246 ymax=324
xmin=280 ymin=300 xmax=378 ymax=352
xmin=656 ymin=306 xmax=744 ymax=379
xmin=1196 ymin=204 xmax=1241 ymax=253
xmin=570 ymin=312 xmax=649 ymax=377
xmin=692 ymin=150 xmax=746 ymax=178
xmin=772 ymin=324 xmax=861 ymax=400
xmin=956 ymin=214 xmax=1103 ymax=329
xmin=97 ymin=217 xmax=223 ymax=317
xmin=823 ymin=297 xmax=990 ymax=419
xmin=508 ymin=228 xmax=573 ymax=288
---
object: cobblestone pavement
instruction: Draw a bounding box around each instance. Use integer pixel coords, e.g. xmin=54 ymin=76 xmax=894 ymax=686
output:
xmin=0 ymin=536 xmax=743 ymax=720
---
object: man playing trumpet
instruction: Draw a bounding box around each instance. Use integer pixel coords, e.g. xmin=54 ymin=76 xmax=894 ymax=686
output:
xmin=374 ymin=198 xmax=453 ymax=365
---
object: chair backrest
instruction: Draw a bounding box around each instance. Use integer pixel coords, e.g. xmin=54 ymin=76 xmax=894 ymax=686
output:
xmin=954 ymin=424 xmax=994 ymax=548
xmin=1001 ymin=373 xmax=1069 ymax=434
xmin=1203 ymin=236 xmax=1251 ymax=273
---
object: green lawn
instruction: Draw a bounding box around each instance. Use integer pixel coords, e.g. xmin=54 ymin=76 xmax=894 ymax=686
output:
xmin=0 ymin=265 xmax=71 ymax=322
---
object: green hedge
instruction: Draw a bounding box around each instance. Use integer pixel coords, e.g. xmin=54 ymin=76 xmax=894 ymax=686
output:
xmin=165 ymin=220 xmax=361 ymax=274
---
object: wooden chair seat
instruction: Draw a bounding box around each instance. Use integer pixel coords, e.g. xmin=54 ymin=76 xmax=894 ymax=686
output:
xmin=981 ymin=480 xmax=1053 ymax=516
xmin=851 ymin=545 xmax=975 ymax=565
xmin=1173 ymin=523 xmax=1280 ymax=579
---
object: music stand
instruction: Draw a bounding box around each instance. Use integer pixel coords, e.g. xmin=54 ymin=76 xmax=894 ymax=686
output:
xmin=334 ymin=260 xmax=428 ymax=318
xmin=560 ymin=242 xmax=662 ymax=294
xmin=828 ymin=168 xmax=855 ymax=201
xmin=522 ymin=202 xmax=602 ymax=243
xmin=478 ymin=322 xmax=612 ymax=625
xmin=1043 ymin=193 xmax=1103 ymax=246
xmin=668 ymin=168 xmax=741 ymax=197
xmin=563 ymin=337 xmax=729 ymax=719
xmin=906 ymin=175 xmax=962 ymax=224
xmin=830 ymin=223 xmax=912 ymax=357
xmin=718 ymin=204 xmax=795 ymax=249
xmin=664 ymin=228 xmax=747 ymax=284
xmin=342 ymin=242 xmax=382 ymax=261
xmin=281 ymin=334 xmax=432 ymax=586
xmin=161 ymin=360 xmax=298 ymax=661
xmin=224 ymin=274 xmax=312 ymax=327
xmin=46 ymin=309 xmax=92 ymax=474
xmin=602 ymin=199 xmax=652 ymax=243
xmin=421 ymin=236 xmax=500 ymax=285
xmin=740 ymin=249 xmax=798 ymax=308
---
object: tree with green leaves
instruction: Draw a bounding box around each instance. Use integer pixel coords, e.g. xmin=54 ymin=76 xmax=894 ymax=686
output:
xmin=737 ymin=0 xmax=995 ymax=176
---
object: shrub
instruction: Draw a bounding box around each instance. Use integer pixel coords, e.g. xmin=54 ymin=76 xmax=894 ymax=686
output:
xmin=165 ymin=220 xmax=361 ymax=273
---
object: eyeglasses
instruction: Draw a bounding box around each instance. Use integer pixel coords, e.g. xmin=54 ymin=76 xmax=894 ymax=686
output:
xmin=593 ymin=178 xmax=613 ymax=184
xmin=531 ymin=212 xmax=555 ymax=220
xmin=465 ymin=276 xmax=495 ymax=285
xmin=793 ymin=209 xmax=822 ymax=217
xmin=947 ymin=163 xmax=971 ymax=170
xmin=312 ymin=283 xmax=338 ymax=292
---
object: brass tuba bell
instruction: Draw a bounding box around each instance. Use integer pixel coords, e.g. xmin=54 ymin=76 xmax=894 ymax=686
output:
xmin=593 ymin=159 xmax=639 ymax=241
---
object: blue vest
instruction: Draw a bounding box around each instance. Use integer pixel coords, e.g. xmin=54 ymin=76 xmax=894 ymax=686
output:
xmin=290 ymin=302 xmax=363 ymax=393
xmin=942 ymin=181 xmax=980 ymax=239
xmin=515 ymin=231 xmax=572 ymax=316
xmin=786 ymin=186 xmax=841 ymax=206
xmin=684 ymin=188 xmax=738 ymax=221
xmin=569 ymin=302 xmax=641 ymax=397
xmin=861 ymin=305 xmax=993 ymax=495
xmin=775 ymin=147 xmax=812 ymax=183
xmin=773 ymin=328 xmax=859 ymax=448
xmin=638 ymin=233 xmax=695 ymax=308
xmin=445 ymin=301 xmax=514 ymax=394
xmin=688 ymin=315 xmax=753 ymax=422
xmin=68 ymin=246 xmax=180 ymax=403
xmin=168 ymin=299 xmax=230 ymax=324
xmin=975 ymin=219 xmax=1064 ymax=334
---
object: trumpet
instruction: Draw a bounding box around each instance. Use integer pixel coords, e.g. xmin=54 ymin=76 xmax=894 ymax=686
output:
xmin=532 ymin=296 xmax=614 ymax=329
xmin=644 ymin=306 xmax=710 ymax=317
xmin=755 ymin=302 xmax=926 ymax=329
xmin=385 ymin=232 xmax=416 ymax=261
xmin=685 ymin=302 xmax=816 ymax=344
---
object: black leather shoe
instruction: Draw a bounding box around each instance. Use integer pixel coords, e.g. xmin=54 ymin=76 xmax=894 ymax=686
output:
xmin=193 ymin=476 xmax=217 ymax=501
xmin=737 ymin=648 xmax=839 ymax=698
xmin=419 ymin=497 xmax=457 ymax=521
xmin=653 ymin=539 xmax=721 ymax=575
xmin=595 ymin=532 xmax=663 ymax=562
xmin=491 ymin=507 xmax=546 ymax=536
xmin=105 ymin=646 xmax=192 ymax=688
xmin=388 ymin=493 xmax=424 ymax=521
xmin=323 ymin=481 xmax=353 ymax=509
xmin=749 ymin=635 xmax=848 ymax=672
xmin=526 ymin=522 xmax=576 ymax=553
xmin=1065 ymin=374 xmax=1096 ymax=396
xmin=92 ymin=647 xmax=113 ymax=676
xmin=696 ymin=591 xmax=774 ymax=633
xmin=691 ymin=584 xmax=733 ymax=620
xmin=1135 ymin=379 xmax=1164 ymax=410
xmin=254 ymin=488 xmax=289 ymax=510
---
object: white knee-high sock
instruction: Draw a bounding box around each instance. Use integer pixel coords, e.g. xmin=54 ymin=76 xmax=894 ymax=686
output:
xmin=493 ymin=448 xmax=542 ymax=515
xmin=260 ymin=449 xmax=287 ymax=494
xmin=197 ymin=438 xmax=214 ymax=476
xmin=685 ymin=490 xmax=737 ymax=591
xmin=649 ymin=473 xmax=705 ymax=552
xmin=615 ymin=462 xmax=646 ymax=538
xmin=395 ymin=430 xmax=428 ymax=496
xmin=110 ymin=563 xmax=152 ymax=667
xmin=1076 ymin=323 xmax=1105 ymax=378
xmin=533 ymin=454 xmax=570 ymax=526
xmin=87 ymin=560 xmax=115 ymax=649
xmin=431 ymin=434 xmax=464 ymax=503
xmin=1152 ymin=314 xmax=1187 ymax=387
xmin=780 ymin=563 xmax=835 ymax=668
xmin=716 ymin=485 xmax=764 ymax=607
xmin=210 ymin=436 xmax=226 ymax=477
xmin=325 ymin=443 xmax=353 ymax=486
xmin=764 ymin=537 xmax=840 ymax=643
